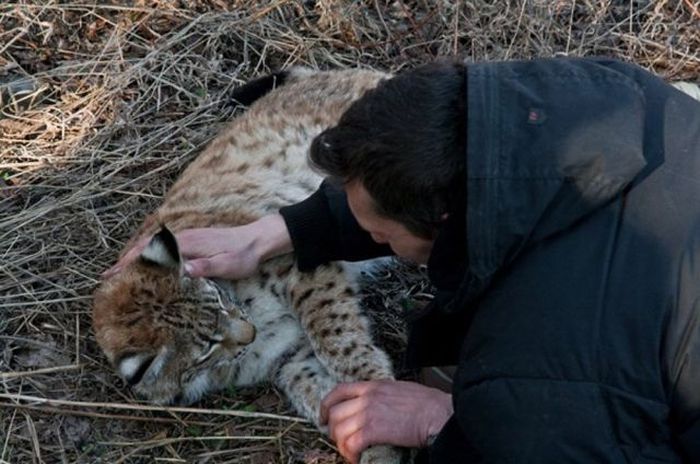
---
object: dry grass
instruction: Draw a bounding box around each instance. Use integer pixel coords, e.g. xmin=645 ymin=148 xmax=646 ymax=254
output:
xmin=0 ymin=1 xmax=698 ymax=463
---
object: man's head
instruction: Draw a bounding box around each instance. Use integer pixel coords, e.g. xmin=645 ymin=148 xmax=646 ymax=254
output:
xmin=309 ymin=59 xmax=467 ymax=260
xmin=344 ymin=180 xmax=436 ymax=263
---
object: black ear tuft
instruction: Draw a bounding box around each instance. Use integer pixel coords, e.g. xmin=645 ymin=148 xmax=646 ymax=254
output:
xmin=139 ymin=226 xmax=181 ymax=270
xmin=155 ymin=226 xmax=179 ymax=261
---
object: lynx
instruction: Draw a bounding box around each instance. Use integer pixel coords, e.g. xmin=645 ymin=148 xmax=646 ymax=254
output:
xmin=92 ymin=68 xmax=403 ymax=463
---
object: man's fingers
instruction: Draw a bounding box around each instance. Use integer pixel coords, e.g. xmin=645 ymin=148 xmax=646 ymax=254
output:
xmin=345 ymin=429 xmax=374 ymax=464
xmin=321 ymin=382 xmax=386 ymax=463
xmin=326 ymin=397 xmax=366 ymax=443
xmin=184 ymin=257 xmax=215 ymax=277
xmin=320 ymin=382 xmax=375 ymax=424
xmin=184 ymin=254 xmax=245 ymax=279
xmin=326 ymin=406 xmax=372 ymax=464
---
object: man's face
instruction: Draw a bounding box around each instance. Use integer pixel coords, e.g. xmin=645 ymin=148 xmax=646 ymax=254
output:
xmin=345 ymin=181 xmax=434 ymax=264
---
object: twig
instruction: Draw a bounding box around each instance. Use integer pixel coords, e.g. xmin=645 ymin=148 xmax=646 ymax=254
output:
xmin=0 ymin=393 xmax=308 ymax=423
xmin=0 ymin=364 xmax=82 ymax=380
xmin=683 ymin=0 xmax=700 ymax=20
xmin=0 ymin=403 xmax=212 ymax=425
xmin=99 ymin=435 xmax=277 ymax=447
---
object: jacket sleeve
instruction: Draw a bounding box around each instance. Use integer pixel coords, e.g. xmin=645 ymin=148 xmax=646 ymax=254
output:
xmin=666 ymin=235 xmax=700 ymax=462
xmin=279 ymin=179 xmax=393 ymax=271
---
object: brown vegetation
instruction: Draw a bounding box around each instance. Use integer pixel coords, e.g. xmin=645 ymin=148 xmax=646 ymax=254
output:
xmin=1 ymin=1 xmax=698 ymax=462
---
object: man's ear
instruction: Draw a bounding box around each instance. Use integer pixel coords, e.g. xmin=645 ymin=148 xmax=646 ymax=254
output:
xmin=139 ymin=226 xmax=181 ymax=270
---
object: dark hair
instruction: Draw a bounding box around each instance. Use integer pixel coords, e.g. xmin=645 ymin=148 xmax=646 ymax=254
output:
xmin=309 ymin=59 xmax=467 ymax=239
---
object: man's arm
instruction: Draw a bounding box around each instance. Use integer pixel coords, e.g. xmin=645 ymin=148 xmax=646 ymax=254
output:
xmin=103 ymin=180 xmax=392 ymax=278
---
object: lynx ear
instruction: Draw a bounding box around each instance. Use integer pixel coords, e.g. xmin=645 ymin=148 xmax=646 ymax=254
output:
xmin=140 ymin=226 xmax=181 ymax=270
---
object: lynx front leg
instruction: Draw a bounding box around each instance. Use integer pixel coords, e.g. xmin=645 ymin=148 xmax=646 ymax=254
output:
xmin=286 ymin=264 xmax=394 ymax=383
xmin=274 ymin=347 xmax=404 ymax=464
xmin=274 ymin=345 xmax=335 ymax=424
xmin=360 ymin=445 xmax=404 ymax=464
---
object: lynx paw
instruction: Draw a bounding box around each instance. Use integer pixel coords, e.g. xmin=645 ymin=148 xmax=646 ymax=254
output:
xmin=359 ymin=445 xmax=404 ymax=464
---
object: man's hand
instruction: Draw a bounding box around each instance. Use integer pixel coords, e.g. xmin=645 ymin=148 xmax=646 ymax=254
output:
xmin=102 ymin=214 xmax=293 ymax=279
xmin=320 ymin=380 xmax=453 ymax=464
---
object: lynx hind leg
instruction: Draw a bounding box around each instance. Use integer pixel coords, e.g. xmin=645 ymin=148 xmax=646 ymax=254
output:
xmin=286 ymin=264 xmax=394 ymax=383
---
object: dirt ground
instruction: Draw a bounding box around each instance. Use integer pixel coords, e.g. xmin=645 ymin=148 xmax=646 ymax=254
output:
xmin=1 ymin=1 xmax=698 ymax=463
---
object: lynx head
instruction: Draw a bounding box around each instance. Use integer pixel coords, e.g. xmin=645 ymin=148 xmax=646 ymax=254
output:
xmin=92 ymin=227 xmax=256 ymax=405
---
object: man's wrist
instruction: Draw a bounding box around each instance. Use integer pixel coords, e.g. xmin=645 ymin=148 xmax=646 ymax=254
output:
xmin=424 ymin=390 xmax=452 ymax=446
xmin=252 ymin=214 xmax=294 ymax=262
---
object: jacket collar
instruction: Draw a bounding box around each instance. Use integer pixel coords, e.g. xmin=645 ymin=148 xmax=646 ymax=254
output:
xmin=432 ymin=58 xmax=658 ymax=313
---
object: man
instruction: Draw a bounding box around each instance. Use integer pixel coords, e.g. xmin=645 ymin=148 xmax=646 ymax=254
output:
xmin=109 ymin=57 xmax=700 ymax=462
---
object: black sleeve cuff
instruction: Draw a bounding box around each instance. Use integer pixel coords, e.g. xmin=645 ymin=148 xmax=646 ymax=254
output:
xmin=279 ymin=183 xmax=340 ymax=271
xmin=279 ymin=179 xmax=392 ymax=272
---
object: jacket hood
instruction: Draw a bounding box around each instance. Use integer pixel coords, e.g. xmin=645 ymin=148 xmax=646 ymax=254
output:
xmin=454 ymin=58 xmax=658 ymax=306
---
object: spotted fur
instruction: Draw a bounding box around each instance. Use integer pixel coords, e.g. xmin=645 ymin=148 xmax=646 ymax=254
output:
xmin=93 ymin=68 xmax=402 ymax=463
